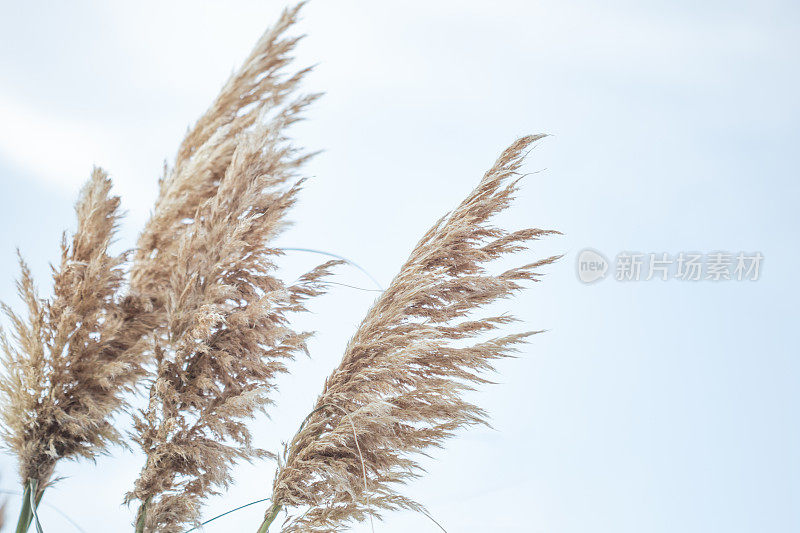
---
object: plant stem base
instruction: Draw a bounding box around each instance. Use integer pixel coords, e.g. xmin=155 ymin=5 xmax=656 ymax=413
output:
xmin=257 ymin=503 xmax=282 ymax=533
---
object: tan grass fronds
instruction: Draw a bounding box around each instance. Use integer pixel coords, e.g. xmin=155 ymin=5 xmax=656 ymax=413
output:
xmin=125 ymin=94 xmax=337 ymax=532
xmin=0 ymin=168 xmax=151 ymax=489
xmin=131 ymin=2 xmax=312 ymax=305
xmin=265 ymin=135 xmax=561 ymax=532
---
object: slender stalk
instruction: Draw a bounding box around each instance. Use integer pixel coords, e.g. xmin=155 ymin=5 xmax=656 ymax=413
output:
xmin=184 ymin=498 xmax=271 ymax=532
xmin=14 ymin=480 xmax=44 ymax=533
xmin=14 ymin=481 xmax=32 ymax=533
xmin=29 ymin=479 xmax=43 ymax=533
xmin=134 ymin=499 xmax=149 ymax=533
xmin=256 ymin=503 xmax=281 ymax=533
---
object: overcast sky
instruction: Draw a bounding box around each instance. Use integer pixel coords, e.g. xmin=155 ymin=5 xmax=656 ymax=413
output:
xmin=0 ymin=1 xmax=797 ymax=532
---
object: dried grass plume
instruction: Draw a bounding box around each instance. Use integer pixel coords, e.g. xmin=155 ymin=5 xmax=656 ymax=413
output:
xmin=264 ymin=135 xmax=560 ymax=532
xmin=0 ymin=168 xmax=151 ymax=490
xmin=124 ymin=4 xmax=338 ymax=531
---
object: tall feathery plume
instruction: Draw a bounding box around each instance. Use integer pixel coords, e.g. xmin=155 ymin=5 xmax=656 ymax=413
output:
xmin=130 ymin=2 xmax=311 ymax=307
xmin=124 ymin=6 xmax=337 ymax=531
xmin=0 ymin=168 xmax=152 ymax=530
xmin=260 ymin=135 xmax=560 ymax=532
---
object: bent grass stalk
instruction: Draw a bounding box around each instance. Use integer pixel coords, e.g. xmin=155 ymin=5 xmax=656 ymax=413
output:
xmin=260 ymin=135 xmax=560 ymax=531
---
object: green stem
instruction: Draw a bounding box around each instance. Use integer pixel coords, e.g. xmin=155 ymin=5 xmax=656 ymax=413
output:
xmin=14 ymin=480 xmax=44 ymax=533
xmin=256 ymin=503 xmax=281 ymax=533
xmin=135 ymin=498 xmax=150 ymax=533
xmin=14 ymin=482 xmax=32 ymax=533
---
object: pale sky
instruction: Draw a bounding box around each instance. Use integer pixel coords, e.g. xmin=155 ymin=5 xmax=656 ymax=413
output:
xmin=0 ymin=1 xmax=797 ymax=532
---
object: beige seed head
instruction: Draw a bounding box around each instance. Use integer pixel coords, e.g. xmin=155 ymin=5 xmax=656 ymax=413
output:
xmin=268 ymin=135 xmax=561 ymax=532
